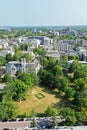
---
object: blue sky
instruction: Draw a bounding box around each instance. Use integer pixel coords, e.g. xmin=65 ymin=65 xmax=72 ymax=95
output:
xmin=0 ymin=0 xmax=87 ymax=26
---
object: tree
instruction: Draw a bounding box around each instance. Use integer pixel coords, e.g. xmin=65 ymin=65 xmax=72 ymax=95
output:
xmin=68 ymin=55 xmax=79 ymax=60
xmin=69 ymin=61 xmax=87 ymax=80
xmin=74 ymin=91 xmax=87 ymax=108
xmin=33 ymin=46 xmax=47 ymax=56
xmin=18 ymin=73 xmax=34 ymax=87
xmin=52 ymin=65 xmax=63 ymax=77
xmin=3 ymin=74 xmax=11 ymax=82
xmin=3 ymin=79 xmax=28 ymax=101
xmin=6 ymin=53 xmax=12 ymax=62
xmin=69 ymin=61 xmax=80 ymax=73
xmin=20 ymin=43 xmax=28 ymax=51
xmin=31 ymin=109 xmax=38 ymax=127
xmin=74 ymin=78 xmax=86 ymax=91
xmin=65 ymin=87 xmax=75 ymax=98
xmin=44 ymin=106 xmax=58 ymax=117
xmin=40 ymin=56 xmax=48 ymax=67
xmin=22 ymin=53 xmax=32 ymax=62
xmin=39 ymin=69 xmax=57 ymax=89
xmin=52 ymin=116 xmax=57 ymax=128
xmin=13 ymin=51 xmax=23 ymax=61
xmin=16 ymin=70 xmax=23 ymax=78
xmin=32 ymin=117 xmax=38 ymax=127
xmin=0 ymin=56 xmax=6 ymax=66
xmin=57 ymin=77 xmax=69 ymax=92
xmin=76 ymin=108 xmax=87 ymax=125
xmin=30 ymin=72 xmax=40 ymax=86
xmin=60 ymin=108 xmax=76 ymax=126
xmin=60 ymin=55 xmax=68 ymax=67
xmin=13 ymin=44 xmax=20 ymax=51
xmin=45 ymin=57 xmax=57 ymax=70
xmin=31 ymin=109 xmax=37 ymax=118
xmin=17 ymin=72 xmax=39 ymax=87
xmin=0 ymin=102 xmax=17 ymax=121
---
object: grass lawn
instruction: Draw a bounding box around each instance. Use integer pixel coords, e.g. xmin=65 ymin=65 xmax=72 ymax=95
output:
xmin=17 ymin=86 xmax=60 ymax=115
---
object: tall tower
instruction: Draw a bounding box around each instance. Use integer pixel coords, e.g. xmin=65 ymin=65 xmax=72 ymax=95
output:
xmin=21 ymin=58 xmax=26 ymax=73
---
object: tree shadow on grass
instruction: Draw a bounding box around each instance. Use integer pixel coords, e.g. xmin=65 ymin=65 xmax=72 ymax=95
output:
xmin=41 ymin=86 xmax=61 ymax=98
xmin=39 ymin=86 xmax=74 ymax=110
xmin=52 ymin=95 xmax=74 ymax=110
xmin=41 ymin=86 xmax=71 ymax=101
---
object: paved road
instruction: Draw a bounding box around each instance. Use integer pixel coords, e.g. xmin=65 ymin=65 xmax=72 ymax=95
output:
xmin=0 ymin=121 xmax=31 ymax=129
xmin=72 ymin=126 xmax=87 ymax=130
xmin=0 ymin=121 xmax=87 ymax=130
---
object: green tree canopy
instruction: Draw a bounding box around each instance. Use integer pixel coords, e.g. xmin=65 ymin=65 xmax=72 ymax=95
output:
xmin=20 ymin=43 xmax=28 ymax=51
xmin=6 ymin=53 xmax=13 ymax=62
xmin=60 ymin=55 xmax=68 ymax=67
xmin=33 ymin=46 xmax=47 ymax=56
xmin=74 ymin=78 xmax=86 ymax=91
xmin=0 ymin=102 xmax=17 ymax=121
xmin=22 ymin=53 xmax=32 ymax=62
xmin=60 ymin=107 xmax=76 ymax=126
xmin=3 ymin=79 xmax=28 ymax=101
xmin=13 ymin=51 xmax=23 ymax=61
xmin=57 ymin=77 xmax=69 ymax=92
xmin=52 ymin=65 xmax=63 ymax=77
xmin=0 ymin=56 xmax=6 ymax=66
xmin=45 ymin=106 xmax=59 ymax=117
xmin=3 ymin=74 xmax=11 ymax=82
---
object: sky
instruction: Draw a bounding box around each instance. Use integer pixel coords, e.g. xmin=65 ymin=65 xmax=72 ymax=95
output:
xmin=0 ymin=0 xmax=87 ymax=26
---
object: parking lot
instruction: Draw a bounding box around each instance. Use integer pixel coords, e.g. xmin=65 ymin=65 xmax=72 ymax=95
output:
xmin=0 ymin=117 xmax=87 ymax=130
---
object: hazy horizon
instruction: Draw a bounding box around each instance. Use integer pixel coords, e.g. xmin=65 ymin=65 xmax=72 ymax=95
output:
xmin=0 ymin=0 xmax=87 ymax=26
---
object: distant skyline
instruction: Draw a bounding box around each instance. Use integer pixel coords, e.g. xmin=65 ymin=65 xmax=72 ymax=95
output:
xmin=0 ymin=0 xmax=87 ymax=26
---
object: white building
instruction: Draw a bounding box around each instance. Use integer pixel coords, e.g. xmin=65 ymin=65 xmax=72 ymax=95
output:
xmin=6 ymin=58 xmax=41 ymax=75
xmin=0 ymin=41 xmax=8 ymax=48
xmin=0 ymin=47 xmax=15 ymax=57
xmin=56 ymin=41 xmax=73 ymax=52
xmin=47 ymin=50 xmax=60 ymax=59
xmin=28 ymin=38 xmax=41 ymax=47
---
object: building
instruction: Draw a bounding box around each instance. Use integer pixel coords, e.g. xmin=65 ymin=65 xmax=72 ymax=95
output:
xmin=81 ymin=52 xmax=87 ymax=61
xmin=55 ymin=41 xmax=73 ymax=52
xmin=0 ymin=83 xmax=6 ymax=93
xmin=0 ymin=47 xmax=15 ymax=57
xmin=76 ymin=47 xmax=87 ymax=60
xmin=28 ymin=36 xmax=53 ymax=45
xmin=68 ymin=30 xmax=77 ymax=36
xmin=63 ymin=40 xmax=77 ymax=45
xmin=0 ymin=41 xmax=8 ymax=48
xmin=60 ymin=27 xmax=70 ymax=35
xmin=46 ymin=50 xmax=60 ymax=59
xmin=6 ymin=58 xmax=41 ymax=75
xmin=68 ymin=60 xmax=87 ymax=65
xmin=28 ymin=38 xmax=41 ymax=47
